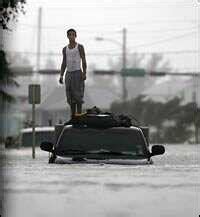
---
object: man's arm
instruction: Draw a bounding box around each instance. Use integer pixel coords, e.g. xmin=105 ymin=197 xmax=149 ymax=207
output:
xmin=59 ymin=47 xmax=66 ymax=84
xmin=79 ymin=44 xmax=87 ymax=79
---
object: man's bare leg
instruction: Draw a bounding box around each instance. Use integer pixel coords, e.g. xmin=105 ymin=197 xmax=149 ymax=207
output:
xmin=77 ymin=103 xmax=82 ymax=114
xmin=70 ymin=103 xmax=76 ymax=118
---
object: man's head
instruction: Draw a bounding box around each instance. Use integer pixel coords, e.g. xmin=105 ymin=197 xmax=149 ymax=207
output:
xmin=67 ymin=28 xmax=77 ymax=42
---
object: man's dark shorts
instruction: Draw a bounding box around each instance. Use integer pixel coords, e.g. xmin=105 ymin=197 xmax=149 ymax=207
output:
xmin=65 ymin=70 xmax=85 ymax=105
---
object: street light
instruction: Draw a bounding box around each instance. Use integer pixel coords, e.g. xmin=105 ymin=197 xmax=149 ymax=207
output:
xmin=95 ymin=37 xmax=122 ymax=47
xmin=95 ymin=28 xmax=127 ymax=103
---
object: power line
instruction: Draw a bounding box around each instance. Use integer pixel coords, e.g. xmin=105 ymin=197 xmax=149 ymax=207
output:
xmin=86 ymin=49 xmax=199 ymax=55
xmin=5 ymin=50 xmax=198 ymax=56
xmin=17 ymin=19 xmax=198 ymax=29
xmin=127 ymin=26 xmax=198 ymax=33
xmin=129 ymin=50 xmax=199 ymax=55
xmin=14 ymin=23 xmax=121 ymax=32
xmin=36 ymin=3 xmax=195 ymax=10
xmin=129 ymin=31 xmax=197 ymax=49
xmin=15 ymin=24 xmax=198 ymax=36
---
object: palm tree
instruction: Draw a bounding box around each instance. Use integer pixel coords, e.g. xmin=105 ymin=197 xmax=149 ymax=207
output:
xmin=0 ymin=1 xmax=26 ymax=142
xmin=0 ymin=51 xmax=19 ymax=142
xmin=0 ymin=50 xmax=19 ymax=107
xmin=0 ymin=50 xmax=19 ymax=143
xmin=0 ymin=0 xmax=26 ymax=29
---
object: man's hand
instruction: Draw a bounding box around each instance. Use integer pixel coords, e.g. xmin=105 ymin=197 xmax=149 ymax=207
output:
xmin=59 ymin=76 xmax=63 ymax=84
xmin=82 ymin=72 xmax=86 ymax=81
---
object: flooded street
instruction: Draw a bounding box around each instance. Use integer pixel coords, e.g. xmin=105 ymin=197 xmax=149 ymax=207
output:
xmin=1 ymin=144 xmax=200 ymax=217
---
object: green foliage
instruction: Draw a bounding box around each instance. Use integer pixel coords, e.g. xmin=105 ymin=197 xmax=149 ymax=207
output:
xmin=110 ymin=95 xmax=196 ymax=143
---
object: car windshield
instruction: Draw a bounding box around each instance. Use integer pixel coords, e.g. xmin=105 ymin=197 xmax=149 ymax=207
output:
xmin=56 ymin=127 xmax=147 ymax=156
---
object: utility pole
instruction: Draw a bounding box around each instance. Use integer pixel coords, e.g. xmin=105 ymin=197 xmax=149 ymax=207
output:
xmin=36 ymin=7 xmax=42 ymax=72
xmin=192 ymin=91 xmax=198 ymax=144
xmin=30 ymin=7 xmax=42 ymax=158
xmin=0 ymin=28 xmax=3 ymax=50
xmin=94 ymin=28 xmax=128 ymax=103
xmin=193 ymin=75 xmax=199 ymax=144
xmin=122 ymin=28 xmax=127 ymax=103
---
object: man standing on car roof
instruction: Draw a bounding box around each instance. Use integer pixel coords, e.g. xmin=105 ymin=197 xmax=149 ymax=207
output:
xmin=59 ymin=28 xmax=87 ymax=118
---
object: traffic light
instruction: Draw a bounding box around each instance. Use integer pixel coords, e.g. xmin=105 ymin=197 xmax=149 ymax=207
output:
xmin=93 ymin=68 xmax=147 ymax=77
xmin=121 ymin=68 xmax=146 ymax=77
xmin=93 ymin=70 xmax=117 ymax=75
xmin=149 ymin=71 xmax=166 ymax=76
xmin=94 ymin=69 xmax=188 ymax=77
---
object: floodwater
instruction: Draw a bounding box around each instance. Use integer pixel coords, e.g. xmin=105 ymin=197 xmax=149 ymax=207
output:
xmin=1 ymin=144 xmax=200 ymax=217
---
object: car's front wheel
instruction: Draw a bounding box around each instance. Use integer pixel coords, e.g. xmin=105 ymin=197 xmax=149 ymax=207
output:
xmin=48 ymin=152 xmax=57 ymax=164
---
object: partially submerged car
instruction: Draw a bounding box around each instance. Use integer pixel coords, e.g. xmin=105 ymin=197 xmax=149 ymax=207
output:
xmin=20 ymin=126 xmax=55 ymax=147
xmin=40 ymin=123 xmax=165 ymax=164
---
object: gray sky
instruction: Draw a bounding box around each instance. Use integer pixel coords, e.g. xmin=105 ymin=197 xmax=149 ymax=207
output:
xmin=5 ymin=0 xmax=200 ymax=71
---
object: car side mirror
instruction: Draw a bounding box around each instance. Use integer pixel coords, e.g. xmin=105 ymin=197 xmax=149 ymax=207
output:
xmin=151 ymin=145 xmax=165 ymax=156
xmin=40 ymin=141 xmax=54 ymax=152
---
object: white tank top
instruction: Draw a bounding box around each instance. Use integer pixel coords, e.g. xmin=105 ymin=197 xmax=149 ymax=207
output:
xmin=66 ymin=43 xmax=81 ymax=72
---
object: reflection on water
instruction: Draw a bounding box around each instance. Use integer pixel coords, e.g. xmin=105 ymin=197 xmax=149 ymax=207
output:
xmin=1 ymin=144 xmax=200 ymax=217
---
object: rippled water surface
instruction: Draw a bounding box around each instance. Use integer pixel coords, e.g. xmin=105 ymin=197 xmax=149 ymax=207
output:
xmin=1 ymin=144 xmax=200 ymax=217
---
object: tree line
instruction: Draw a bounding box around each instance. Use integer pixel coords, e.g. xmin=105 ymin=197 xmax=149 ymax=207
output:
xmin=110 ymin=95 xmax=199 ymax=144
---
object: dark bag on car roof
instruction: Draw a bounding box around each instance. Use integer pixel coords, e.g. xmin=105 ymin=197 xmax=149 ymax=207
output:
xmin=64 ymin=106 xmax=132 ymax=128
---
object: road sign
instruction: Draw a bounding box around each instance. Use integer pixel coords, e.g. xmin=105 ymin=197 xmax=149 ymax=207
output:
xmin=28 ymin=84 xmax=41 ymax=104
xmin=28 ymin=84 xmax=41 ymax=159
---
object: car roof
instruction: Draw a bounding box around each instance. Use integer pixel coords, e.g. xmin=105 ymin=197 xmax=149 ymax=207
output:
xmin=21 ymin=126 xmax=55 ymax=133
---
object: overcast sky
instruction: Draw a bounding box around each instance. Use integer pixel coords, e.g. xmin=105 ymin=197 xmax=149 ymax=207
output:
xmin=4 ymin=0 xmax=200 ymax=71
